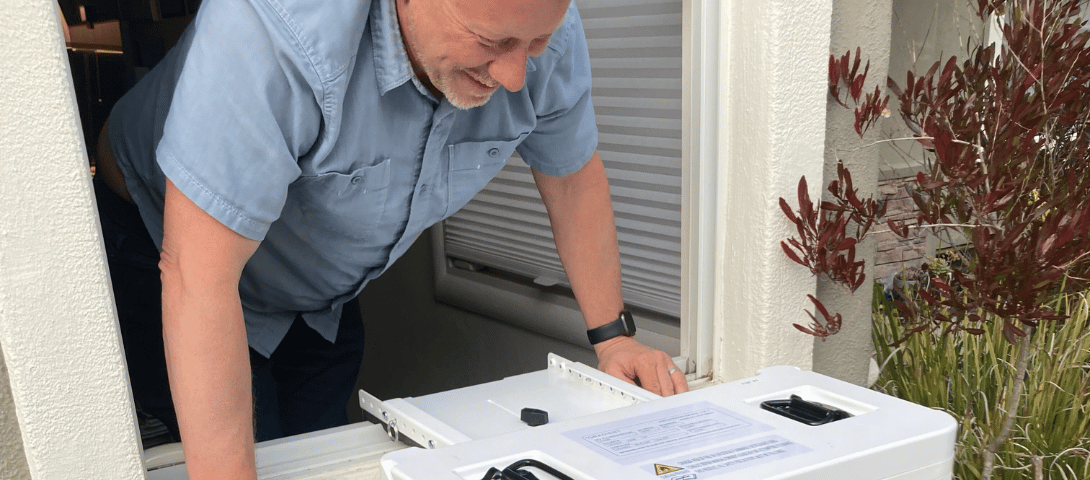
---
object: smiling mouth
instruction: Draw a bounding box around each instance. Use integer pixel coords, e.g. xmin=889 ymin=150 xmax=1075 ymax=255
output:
xmin=464 ymin=71 xmax=499 ymax=91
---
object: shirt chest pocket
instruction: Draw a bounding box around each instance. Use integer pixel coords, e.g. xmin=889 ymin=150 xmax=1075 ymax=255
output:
xmin=289 ymin=159 xmax=392 ymax=241
xmin=446 ymin=133 xmax=529 ymax=217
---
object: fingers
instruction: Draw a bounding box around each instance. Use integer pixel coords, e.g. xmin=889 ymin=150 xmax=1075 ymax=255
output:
xmin=654 ymin=362 xmax=675 ymax=397
xmin=632 ymin=356 xmax=664 ymax=396
xmin=669 ymin=365 xmax=690 ymax=394
xmin=634 ymin=351 xmax=682 ymax=397
xmin=596 ymin=338 xmax=689 ymax=396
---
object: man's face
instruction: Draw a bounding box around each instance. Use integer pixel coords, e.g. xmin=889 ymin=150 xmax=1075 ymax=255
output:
xmin=396 ymin=0 xmax=570 ymax=109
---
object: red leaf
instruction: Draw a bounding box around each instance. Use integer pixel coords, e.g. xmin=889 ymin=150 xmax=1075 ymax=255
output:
xmin=851 ymin=64 xmax=867 ymax=101
xmin=918 ymin=289 xmax=938 ymax=305
xmin=779 ymin=197 xmax=799 ymax=224
xmin=829 ymin=54 xmax=839 ymax=85
xmin=809 ymin=295 xmax=831 ymax=320
xmin=932 ymin=278 xmax=952 ymax=293
xmin=887 ymin=219 xmax=908 ymax=237
xmin=924 ymin=59 xmax=940 ymax=80
xmin=1002 ymin=321 xmax=1026 ymax=344
xmin=938 ymin=55 xmax=959 ymax=87
xmin=850 ymin=47 xmax=861 ymax=79
xmin=1023 ymin=62 xmax=1043 ymax=88
xmin=798 ymin=177 xmax=812 ymax=218
xmin=793 ymin=323 xmax=822 ymax=337
xmin=781 ymin=242 xmax=807 ymax=267
xmin=827 ymin=179 xmax=841 ymax=195
xmin=887 ymin=76 xmax=904 ymax=97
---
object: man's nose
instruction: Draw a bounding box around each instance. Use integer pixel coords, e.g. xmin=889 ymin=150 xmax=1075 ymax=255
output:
xmin=488 ymin=48 xmax=528 ymax=92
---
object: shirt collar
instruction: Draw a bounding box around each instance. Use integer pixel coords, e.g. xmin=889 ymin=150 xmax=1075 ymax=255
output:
xmin=371 ymin=0 xmax=434 ymax=98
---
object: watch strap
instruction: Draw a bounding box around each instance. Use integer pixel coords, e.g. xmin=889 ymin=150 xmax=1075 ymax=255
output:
xmin=587 ymin=310 xmax=636 ymax=345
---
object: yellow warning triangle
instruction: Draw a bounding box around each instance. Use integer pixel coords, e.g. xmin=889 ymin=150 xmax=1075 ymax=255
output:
xmin=655 ymin=464 xmax=683 ymax=475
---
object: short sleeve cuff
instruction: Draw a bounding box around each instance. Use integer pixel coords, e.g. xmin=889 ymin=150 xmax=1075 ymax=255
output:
xmin=158 ymin=149 xmax=270 ymax=241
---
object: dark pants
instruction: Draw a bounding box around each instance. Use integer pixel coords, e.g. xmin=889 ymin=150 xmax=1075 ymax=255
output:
xmin=95 ymin=179 xmax=365 ymax=443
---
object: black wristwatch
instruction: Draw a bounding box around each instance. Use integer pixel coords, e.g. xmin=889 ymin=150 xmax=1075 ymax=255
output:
xmin=587 ymin=310 xmax=636 ymax=345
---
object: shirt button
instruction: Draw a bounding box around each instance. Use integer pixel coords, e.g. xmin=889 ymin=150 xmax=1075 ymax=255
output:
xmin=487 ymin=148 xmax=500 ymax=157
xmin=351 ymin=176 xmax=362 ymax=185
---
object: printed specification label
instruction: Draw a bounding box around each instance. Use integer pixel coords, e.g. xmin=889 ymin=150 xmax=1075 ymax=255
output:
xmin=562 ymin=402 xmax=774 ymax=466
xmin=641 ymin=435 xmax=810 ymax=479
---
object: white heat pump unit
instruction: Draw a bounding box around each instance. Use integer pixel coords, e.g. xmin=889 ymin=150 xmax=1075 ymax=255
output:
xmin=148 ymin=354 xmax=956 ymax=480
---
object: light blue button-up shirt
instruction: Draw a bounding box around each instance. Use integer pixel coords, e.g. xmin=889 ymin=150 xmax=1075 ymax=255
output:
xmin=108 ymin=0 xmax=598 ymax=356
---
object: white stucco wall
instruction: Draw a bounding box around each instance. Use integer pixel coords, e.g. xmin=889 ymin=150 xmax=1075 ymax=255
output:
xmin=0 ymin=0 xmax=145 ymax=478
xmin=811 ymin=0 xmax=893 ymax=385
xmin=0 ymin=344 xmax=31 ymax=480
xmin=711 ymin=0 xmax=833 ymax=381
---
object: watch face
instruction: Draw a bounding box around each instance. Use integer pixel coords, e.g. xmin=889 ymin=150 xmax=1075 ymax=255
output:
xmin=621 ymin=310 xmax=636 ymax=335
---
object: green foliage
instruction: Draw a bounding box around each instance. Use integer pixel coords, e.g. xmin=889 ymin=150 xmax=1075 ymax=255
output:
xmin=873 ymin=282 xmax=1090 ymax=479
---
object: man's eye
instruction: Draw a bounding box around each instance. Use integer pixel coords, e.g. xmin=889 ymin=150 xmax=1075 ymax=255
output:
xmin=482 ymin=38 xmax=519 ymax=51
xmin=480 ymin=39 xmax=504 ymax=51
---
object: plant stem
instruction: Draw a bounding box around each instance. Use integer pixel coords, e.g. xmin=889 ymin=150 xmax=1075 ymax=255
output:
xmin=981 ymin=326 xmax=1036 ymax=480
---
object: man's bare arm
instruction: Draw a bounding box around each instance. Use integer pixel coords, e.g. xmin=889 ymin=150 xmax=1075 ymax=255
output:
xmin=533 ymin=151 xmax=688 ymax=396
xmin=160 ymin=179 xmax=261 ymax=479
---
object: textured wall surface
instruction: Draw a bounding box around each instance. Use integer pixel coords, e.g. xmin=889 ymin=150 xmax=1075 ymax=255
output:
xmin=0 ymin=344 xmax=30 ymax=480
xmin=713 ymin=0 xmax=833 ymax=381
xmin=0 ymin=0 xmax=145 ymax=478
xmin=811 ymin=0 xmax=893 ymax=385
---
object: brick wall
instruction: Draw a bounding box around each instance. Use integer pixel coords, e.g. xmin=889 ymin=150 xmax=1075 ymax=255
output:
xmin=874 ymin=176 xmax=931 ymax=280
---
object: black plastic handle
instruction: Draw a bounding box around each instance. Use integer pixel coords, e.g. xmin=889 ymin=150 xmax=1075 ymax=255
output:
xmin=760 ymin=394 xmax=852 ymax=426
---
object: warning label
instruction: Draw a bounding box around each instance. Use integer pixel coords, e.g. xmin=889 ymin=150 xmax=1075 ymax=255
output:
xmin=655 ymin=464 xmax=683 ymax=475
xmin=641 ymin=435 xmax=810 ymax=479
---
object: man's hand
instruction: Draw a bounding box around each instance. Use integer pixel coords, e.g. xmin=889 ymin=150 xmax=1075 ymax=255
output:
xmin=533 ymin=152 xmax=688 ymax=397
xmin=594 ymin=336 xmax=689 ymax=396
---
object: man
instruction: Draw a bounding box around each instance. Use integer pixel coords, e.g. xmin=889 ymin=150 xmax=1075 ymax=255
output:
xmin=96 ymin=0 xmax=688 ymax=477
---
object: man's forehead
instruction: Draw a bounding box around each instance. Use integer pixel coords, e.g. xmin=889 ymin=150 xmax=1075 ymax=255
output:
xmin=448 ymin=0 xmax=570 ymax=37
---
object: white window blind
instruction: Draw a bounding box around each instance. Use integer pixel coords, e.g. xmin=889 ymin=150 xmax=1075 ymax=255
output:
xmin=441 ymin=0 xmax=683 ymax=317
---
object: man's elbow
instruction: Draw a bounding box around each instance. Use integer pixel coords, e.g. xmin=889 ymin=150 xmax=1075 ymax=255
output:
xmin=157 ymin=244 xmax=239 ymax=301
